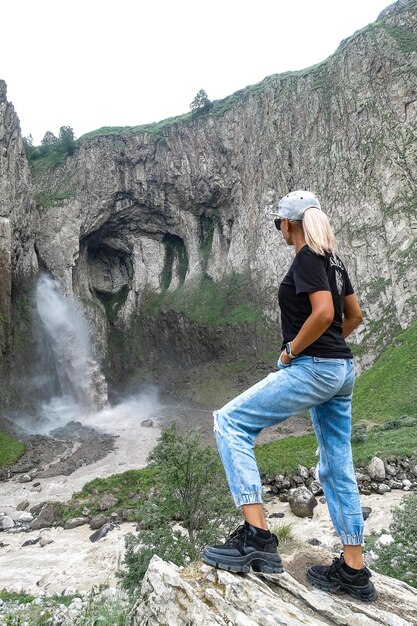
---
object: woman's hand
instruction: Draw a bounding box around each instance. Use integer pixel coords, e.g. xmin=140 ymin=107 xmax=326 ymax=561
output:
xmin=278 ymin=350 xmax=292 ymax=369
xmin=280 ymin=350 xmax=292 ymax=365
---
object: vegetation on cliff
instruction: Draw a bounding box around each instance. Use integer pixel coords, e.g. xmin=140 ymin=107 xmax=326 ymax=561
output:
xmin=23 ymin=126 xmax=76 ymax=176
xmin=0 ymin=430 xmax=25 ymax=467
xmin=143 ymin=274 xmax=264 ymax=326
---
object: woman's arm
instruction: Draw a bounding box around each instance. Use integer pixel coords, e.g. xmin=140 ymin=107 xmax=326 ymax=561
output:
xmin=281 ymin=291 xmax=334 ymax=363
xmin=341 ymin=293 xmax=363 ymax=339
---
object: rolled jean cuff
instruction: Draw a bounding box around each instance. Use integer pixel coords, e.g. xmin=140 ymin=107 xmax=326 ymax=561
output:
xmin=339 ymin=533 xmax=364 ymax=546
xmin=234 ymin=491 xmax=263 ymax=507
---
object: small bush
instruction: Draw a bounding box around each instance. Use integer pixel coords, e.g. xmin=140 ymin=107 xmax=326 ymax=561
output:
xmin=272 ymin=523 xmax=294 ymax=543
xmin=381 ymin=415 xmax=417 ymax=431
xmin=351 ymin=423 xmax=368 ymax=443
xmin=0 ymin=591 xmax=34 ymax=604
xmin=117 ymin=424 xmax=239 ymax=593
xmin=79 ymin=592 xmax=130 ymax=626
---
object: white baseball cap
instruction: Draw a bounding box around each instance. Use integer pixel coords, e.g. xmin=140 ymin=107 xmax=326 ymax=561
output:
xmin=272 ymin=190 xmax=321 ymax=220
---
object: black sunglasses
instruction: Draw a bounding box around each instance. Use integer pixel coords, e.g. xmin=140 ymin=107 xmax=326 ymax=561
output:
xmin=274 ymin=218 xmax=283 ymax=231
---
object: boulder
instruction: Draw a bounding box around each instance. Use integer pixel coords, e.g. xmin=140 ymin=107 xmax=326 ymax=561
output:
xmin=388 ymin=480 xmax=403 ymax=489
xmin=307 ymin=479 xmax=323 ymax=496
xmin=0 ymin=468 xmax=11 ymax=481
xmin=16 ymin=500 xmax=29 ymax=511
xmin=385 ymin=464 xmax=397 ymax=476
xmin=18 ymin=512 xmax=34 ymax=523
xmin=0 ymin=515 xmax=14 ymax=530
xmin=293 ymin=476 xmax=304 ymax=486
xmin=89 ymin=513 xmax=109 ymax=530
xmin=99 ymin=494 xmax=118 ymax=511
xmin=141 ymin=419 xmax=154 ymax=427
xmin=30 ymin=503 xmax=62 ymax=530
xmin=297 ymin=465 xmax=309 ymax=480
xmin=288 ymin=487 xmax=318 ymax=518
xmin=377 ymin=484 xmax=391 ymax=495
xmin=361 ymin=506 xmax=372 ymax=520
xmin=17 ymin=474 xmax=32 ymax=483
xmin=368 ymin=457 xmax=385 ymax=481
xmin=64 ymin=517 xmax=89 ymax=530
xmin=89 ymin=523 xmax=114 ymax=543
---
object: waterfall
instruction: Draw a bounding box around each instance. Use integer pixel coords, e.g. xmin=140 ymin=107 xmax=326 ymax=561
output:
xmin=36 ymin=274 xmax=108 ymax=423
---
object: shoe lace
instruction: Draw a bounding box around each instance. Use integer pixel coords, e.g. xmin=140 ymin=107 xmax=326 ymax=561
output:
xmin=223 ymin=524 xmax=249 ymax=546
xmin=223 ymin=525 xmax=278 ymax=548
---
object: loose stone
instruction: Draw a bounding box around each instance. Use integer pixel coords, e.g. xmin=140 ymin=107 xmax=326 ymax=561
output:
xmin=368 ymin=457 xmax=386 ymax=481
xmin=288 ymin=486 xmax=318 ymax=518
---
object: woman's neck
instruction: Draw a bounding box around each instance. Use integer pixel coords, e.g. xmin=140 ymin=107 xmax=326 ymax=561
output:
xmin=293 ymin=231 xmax=307 ymax=253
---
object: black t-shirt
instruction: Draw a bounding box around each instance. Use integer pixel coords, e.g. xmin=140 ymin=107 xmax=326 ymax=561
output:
xmin=278 ymin=246 xmax=354 ymax=358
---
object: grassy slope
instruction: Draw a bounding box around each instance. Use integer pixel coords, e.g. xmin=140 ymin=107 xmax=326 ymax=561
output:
xmin=352 ymin=321 xmax=417 ymax=423
xmin=0 ymin=430 xmax=25 ymax=467
xmin=256 ymin=320 xmax=417 ymax=476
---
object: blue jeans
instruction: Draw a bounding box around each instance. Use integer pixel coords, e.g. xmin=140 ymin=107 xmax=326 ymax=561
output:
xmin=213 ymin=356 xmax=363 ymax=545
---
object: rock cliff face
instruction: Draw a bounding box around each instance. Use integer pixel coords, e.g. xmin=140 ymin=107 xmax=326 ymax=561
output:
xmin=32 ymin=0 xmax=417 ymax=377
xmin=0 ymin=81 xmax=37 ymax=398
xmin=4 ymin=1 xmax=417 ymax=391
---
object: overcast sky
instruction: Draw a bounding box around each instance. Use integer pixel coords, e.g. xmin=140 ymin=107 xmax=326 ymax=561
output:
xmin=3 ymin=0 xmax=392 ymax=144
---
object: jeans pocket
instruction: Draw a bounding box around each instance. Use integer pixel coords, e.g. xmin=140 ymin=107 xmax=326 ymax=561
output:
xmin=277 ymin=356 xmax=291 ymax=370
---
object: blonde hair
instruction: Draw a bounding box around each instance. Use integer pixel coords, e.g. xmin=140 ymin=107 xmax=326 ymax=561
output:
xmin=301 ymin=207 xmax=337 ymax=256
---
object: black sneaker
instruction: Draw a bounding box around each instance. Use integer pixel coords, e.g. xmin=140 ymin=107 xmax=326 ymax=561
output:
xmin=202 ymin=522 xmax=283 ymax=574
xmin=307 ymin=554 xmax=378 ymax=602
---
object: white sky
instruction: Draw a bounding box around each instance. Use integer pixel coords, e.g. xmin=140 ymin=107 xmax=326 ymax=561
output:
xmin=2 ymin=0 xmax=392 ymax=144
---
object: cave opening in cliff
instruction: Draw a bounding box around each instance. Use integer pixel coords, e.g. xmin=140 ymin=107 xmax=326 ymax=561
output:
xmin=160 ymin=233 xmax=188 ymax=290
xmin=86 ymin=242 xmax=133 ymax=323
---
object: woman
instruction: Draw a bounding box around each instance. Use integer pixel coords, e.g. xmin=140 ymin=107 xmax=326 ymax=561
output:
xmin=202 ymin=190 xmax=377 ymax=602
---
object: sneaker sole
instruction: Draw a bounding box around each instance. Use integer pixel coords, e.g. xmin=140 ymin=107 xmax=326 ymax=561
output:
xmin=202 ymin=550 xmax=284 ymax=574
xmin=306 ymin=570 xmax=378 ymax=602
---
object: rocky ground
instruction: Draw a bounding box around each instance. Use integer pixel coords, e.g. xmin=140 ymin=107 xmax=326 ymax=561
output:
xmin=0 ymin=397 xmax=414 ymax=625
xmin=132 ymin=553 xmax=417 ymax=626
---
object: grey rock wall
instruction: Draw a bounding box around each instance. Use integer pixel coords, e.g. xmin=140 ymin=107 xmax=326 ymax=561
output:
xmin=32 ymin=1 xmax=417 ymax=372
xmin=0 ymin=81 xmax=37 ymax=379
xmin=13 ymin=0 xmax=417 ymax=378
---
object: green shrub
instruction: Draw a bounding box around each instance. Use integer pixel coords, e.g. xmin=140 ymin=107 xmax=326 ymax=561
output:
xmin=117 ymin=424 xmax=239 ymax=592
xmin=0 ymin=591 xmax=34 ymax=604
xmin=351 ymin=423 xmax=368 ymax=443
xmin=272 ymin=523 xmax=294 ymax=543
xmin=381 ymin=415 xmax=417 ymax=431
xmin=79 ymin=593 xmax=130 ymax=626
